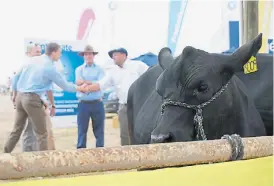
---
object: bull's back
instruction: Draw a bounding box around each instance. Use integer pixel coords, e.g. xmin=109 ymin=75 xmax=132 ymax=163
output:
xmin=235 ymin=54 xmax=273 ymax=135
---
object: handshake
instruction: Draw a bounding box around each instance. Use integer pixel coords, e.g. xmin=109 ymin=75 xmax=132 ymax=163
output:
xmin=76 ymin=80 xmax=100 ymax=93
xmin=77 ymin=83 xmax=90 ymax=93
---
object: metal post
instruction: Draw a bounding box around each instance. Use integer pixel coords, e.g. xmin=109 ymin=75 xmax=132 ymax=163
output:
xmin=109 ymin=1 xmax=118 ymax=48
xmin=242 ymin=1 xmax=259 ymax=45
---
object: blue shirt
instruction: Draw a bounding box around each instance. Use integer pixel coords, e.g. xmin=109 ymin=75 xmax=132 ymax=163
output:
xmin=12 ymin=55 xmax=76 ymax=98
xmin=75 ymin=63 xmax=105 ymax=101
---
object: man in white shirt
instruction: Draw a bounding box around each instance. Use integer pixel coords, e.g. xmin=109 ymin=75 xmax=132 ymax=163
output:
xmin=85 ymin=47 xmax=149 ymax=145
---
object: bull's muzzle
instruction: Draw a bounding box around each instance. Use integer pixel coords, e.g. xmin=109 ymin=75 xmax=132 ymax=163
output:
xmin=150 ymin=133 xmax=173 ymax=143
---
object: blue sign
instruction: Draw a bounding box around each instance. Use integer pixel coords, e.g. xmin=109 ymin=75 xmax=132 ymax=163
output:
xmin=228 ymin=21 xmax=240 ymax=51
xmin=167 ymin=0 xmax=188 ymax=54
xmin=268 ymin=39 xmax=273 ymax=54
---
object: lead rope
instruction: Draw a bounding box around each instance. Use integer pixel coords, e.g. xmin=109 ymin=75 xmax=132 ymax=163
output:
xmin=194 ymin=107 xmax=207 ymax=140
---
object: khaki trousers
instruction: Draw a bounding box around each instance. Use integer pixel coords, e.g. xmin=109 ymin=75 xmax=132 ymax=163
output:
xmin=4 ymin=92 xmax=48 ymax=153
xmin=21 ymin=110 xmax=55 ymax=152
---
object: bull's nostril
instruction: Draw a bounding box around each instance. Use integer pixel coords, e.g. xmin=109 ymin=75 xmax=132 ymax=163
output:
xmin=163 ymin=134 xmax=173 ymax=143
xmin=150 ymin=133 xmax=173 ymax=143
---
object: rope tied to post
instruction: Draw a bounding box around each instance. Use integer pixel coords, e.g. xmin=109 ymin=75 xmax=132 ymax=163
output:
xmin=222 ymin=134 xmax=244 ymax=161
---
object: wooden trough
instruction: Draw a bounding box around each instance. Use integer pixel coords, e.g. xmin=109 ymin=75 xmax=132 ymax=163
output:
xmin=0 ymin=136 xmax=272 ymax=181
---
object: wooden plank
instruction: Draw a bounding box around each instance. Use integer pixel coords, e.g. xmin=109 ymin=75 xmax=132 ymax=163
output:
xmin=0 ymin=136 xmax=272 ymax=180
xmin=1 ymin=156 xmax=272 ymax=186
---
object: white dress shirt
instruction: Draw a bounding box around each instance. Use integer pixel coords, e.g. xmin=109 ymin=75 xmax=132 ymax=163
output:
xmin=99 ymin=59 xmax=149 ymax=104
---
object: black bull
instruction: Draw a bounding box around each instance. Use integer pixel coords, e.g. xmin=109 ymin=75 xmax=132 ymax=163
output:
xmin=127 ymin=53 xmax=273 ymax=145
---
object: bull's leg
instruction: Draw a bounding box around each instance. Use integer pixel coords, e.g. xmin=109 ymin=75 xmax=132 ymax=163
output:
xmin=126 ymin=97 xmax=135 ymax=145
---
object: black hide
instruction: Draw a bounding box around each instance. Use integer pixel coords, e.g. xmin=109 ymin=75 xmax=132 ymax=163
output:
xmin=127 ymin=53 xmax=273 ymax=145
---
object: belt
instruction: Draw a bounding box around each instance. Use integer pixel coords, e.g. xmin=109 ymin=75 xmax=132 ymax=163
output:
xmin=19 ymin=92 xmax=44 ymax=104
xmin=20 ymin=92 xmax=40 ymax=97
xmin=79 ymin=99 xmax=102 ymax=104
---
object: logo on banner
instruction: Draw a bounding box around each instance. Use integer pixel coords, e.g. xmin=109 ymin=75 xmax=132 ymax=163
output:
xmin=268 ymin=39 xmax=273 ymax=54
xmin=40 ymin=44 xmax=72 ymax=52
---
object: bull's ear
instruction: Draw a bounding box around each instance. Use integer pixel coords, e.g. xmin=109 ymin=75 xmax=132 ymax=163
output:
xmin=158 ymin=47 xmax=173 ymax=70
xmin=228 ymin=33 xmax=263 ymax=72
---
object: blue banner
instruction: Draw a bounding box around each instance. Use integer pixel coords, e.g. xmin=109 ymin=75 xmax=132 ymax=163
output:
xmin=167 ymin=0 xmax=188 ymax=54
xmin=268 ymin=39 xmax=273 ymax=54
xmin=228 ymin=21 xmax=240 ymax=52
xmin=24 ymin=39 xmax=87 ymax=116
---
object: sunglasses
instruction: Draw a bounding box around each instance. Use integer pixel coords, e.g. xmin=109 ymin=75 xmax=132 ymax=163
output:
xmin=28 ymin=41 xmax=40 ymax=47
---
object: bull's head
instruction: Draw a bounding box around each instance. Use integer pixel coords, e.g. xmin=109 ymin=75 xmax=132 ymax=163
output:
xmin=151 ymin=33 xmax=263 ymax=143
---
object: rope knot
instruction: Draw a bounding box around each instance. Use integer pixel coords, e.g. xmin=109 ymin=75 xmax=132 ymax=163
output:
xmin=221 ymin=134 xmax=244 ymax=161
xmin=194 ymin=107 xmax=203 ymax=123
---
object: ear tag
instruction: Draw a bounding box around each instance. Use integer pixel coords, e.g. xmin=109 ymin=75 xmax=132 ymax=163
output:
xmin=243 ymin=56 xmax=258 ymax=74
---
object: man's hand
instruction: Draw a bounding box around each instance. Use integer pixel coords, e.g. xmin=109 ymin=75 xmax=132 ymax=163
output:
xmin=76 ymin=83 xmax=89 ymax=93
xmin=76 ymin=80 xmax=93 ymax=86
xmin=84 ymin=80 xmax=93 ymax=85
xmin=86 ymin=84 xmax=100 ymax=92
xmin=76 ymin=79 xmax=85 ymax=86
xmin=49 ymin=106 xmax=56 ymax=117
xmin=12 ymin=95 xmax=16 ymax=104
xmin=44 ymin=102 xmax=48 ymax=109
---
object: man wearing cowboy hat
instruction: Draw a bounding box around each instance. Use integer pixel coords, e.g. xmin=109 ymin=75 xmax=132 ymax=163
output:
xmin=83 ymin=47 xmax=149 ymax=146
xmin=75 ymin=45 xmax=105 ymax=148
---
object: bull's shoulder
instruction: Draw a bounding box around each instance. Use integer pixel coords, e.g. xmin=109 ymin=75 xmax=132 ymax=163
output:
xmin=254 ymin=54 xmax=273 ymax=75
xmin=128 ymin=65 xmax=163 ymax=96
xmin=128 ymin=65 xmax=164 ymax=107
xmin=256 ymin=53 xmax=273 ymax=62
xmin=256 ymin=54 xmax=273 ymax=67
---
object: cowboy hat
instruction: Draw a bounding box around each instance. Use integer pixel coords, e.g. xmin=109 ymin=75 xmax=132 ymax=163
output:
xmin=78 ymin=45 xmax=99 ymax=56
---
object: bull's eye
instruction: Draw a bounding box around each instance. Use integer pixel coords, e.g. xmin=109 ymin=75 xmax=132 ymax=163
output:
xmin=197 ymin=84 xmax=208 ymax=92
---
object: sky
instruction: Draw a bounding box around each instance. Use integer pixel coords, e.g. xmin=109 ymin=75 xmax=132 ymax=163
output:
xmin=0 ymin=0 xmax=239 ymax=85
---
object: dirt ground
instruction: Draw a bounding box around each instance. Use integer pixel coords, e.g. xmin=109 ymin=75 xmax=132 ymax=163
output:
xmin=0 ymin=95 xmax=134 ymax=183
xmin=0 ymin=95 xmax=121 ymax=153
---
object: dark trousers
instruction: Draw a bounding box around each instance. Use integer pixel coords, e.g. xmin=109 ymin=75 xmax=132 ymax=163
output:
xmin=77 ymin=101 xmax=105 ymax=148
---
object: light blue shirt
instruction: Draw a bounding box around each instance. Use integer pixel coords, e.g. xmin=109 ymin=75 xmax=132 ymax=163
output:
xmin=12 ymin=55 xmax=76 ymax=98
xmin=75 ymin=63 xmax=105 ymax=101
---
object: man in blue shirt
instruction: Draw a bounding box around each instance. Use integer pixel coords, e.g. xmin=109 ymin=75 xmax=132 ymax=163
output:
xmin=4 ymin=42 xmax=87 ymax=153
xmin=75 ymin=45 xmax=105 ymax=148
xmin=20 ymin=42 xmax=56 ymax=152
